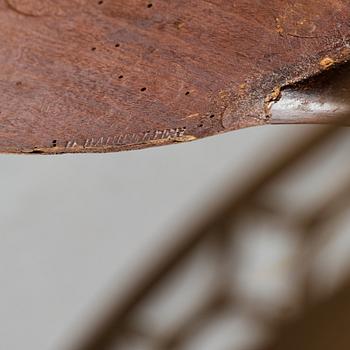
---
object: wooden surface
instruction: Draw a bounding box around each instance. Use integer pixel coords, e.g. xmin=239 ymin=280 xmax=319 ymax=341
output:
xmin=1 ymin=0 xmax=350 ymax=154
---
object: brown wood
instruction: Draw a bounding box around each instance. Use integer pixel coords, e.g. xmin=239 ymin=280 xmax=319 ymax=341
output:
xmin=1 ymin=0 xmax=350 ymax=154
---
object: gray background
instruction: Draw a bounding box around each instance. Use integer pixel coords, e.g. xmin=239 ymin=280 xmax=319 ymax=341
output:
xmin=0 ymin=125 xmax=334 ymax=350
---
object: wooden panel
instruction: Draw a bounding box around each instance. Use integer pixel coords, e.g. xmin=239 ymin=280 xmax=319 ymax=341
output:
xmin=0 ymin=0 xmax=349 ymax=154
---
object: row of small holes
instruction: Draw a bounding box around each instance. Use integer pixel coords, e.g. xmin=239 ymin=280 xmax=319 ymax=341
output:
xmin=92 ymin=0 xmax=215 ymax=127
xmin=25 ymin=1 xmax=212 ymax=150
xmin=93 ymin=1 xmax=159 ymax=95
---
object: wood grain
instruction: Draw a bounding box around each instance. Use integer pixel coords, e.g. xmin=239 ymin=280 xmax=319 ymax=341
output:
xmin=0 ymin=0 xmax=350 ymax=154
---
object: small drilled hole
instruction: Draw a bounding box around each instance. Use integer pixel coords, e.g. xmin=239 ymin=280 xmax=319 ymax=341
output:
xmin=185 ymin=91 xmax=190 ymax=95
xmin=118 ymin=75 xmax=124 ymax=79
xmin=210 ymin=114 xmax=215 ymax=118
xmin=141 ymin=87 xmax=147 ymax=92
xmin=52 ymin=140 xmax=57 ymax=147
xmin=147 ymin=3 xmax=153 ymax=8
xmin=91 ymin=47 xmax=96 ymax=51
xmin=115 ymin=43 xmax=120 ymax=47
xmin=98 ymin=0 xmax=103 ymax=4
xmin=198 ymin=124 xmax=203 ymax=128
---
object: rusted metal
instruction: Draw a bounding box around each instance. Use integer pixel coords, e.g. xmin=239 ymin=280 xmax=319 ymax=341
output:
xmin=0 ymin=0 xmax=350 ymax=154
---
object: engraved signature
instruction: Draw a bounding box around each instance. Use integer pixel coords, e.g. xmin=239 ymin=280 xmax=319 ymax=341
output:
xmin=65 ymin=127 xmax=187 ymax=149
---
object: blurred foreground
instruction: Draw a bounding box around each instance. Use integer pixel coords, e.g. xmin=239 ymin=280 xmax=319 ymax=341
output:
xmin=73 ymin=126 xmax=350 ymax=350
xmin=1 ymin=125 xmax=350 ymax=350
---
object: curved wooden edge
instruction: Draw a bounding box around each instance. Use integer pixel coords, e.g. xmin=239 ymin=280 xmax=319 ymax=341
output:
xmin=1 ymin=1 xmax=350 ymax=154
